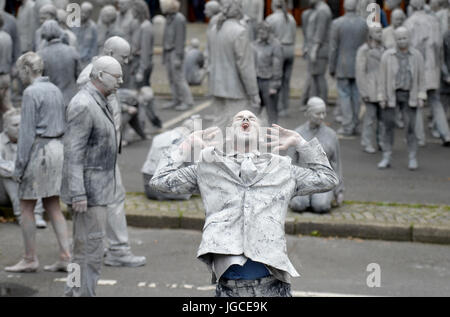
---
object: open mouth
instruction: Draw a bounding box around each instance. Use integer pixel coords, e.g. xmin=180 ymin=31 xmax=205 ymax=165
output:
xmin=241 ymin=122 xmax=250 ymax=131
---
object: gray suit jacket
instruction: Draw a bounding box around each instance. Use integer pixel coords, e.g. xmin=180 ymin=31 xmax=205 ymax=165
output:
xmin=329 ymin=12 xmax=368 ymax=78
xmin=61 ymin=82 xmax=118 ymax=206
xmin=208 ymin=18 xmax=258 ymax=99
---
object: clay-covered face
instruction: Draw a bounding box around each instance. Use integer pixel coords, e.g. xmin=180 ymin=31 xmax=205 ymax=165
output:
xmin=391 ymin=12 xmax=405 ymax=28
xmin=230 ymin=110 xmax=260 ymax=149
xmin=39 ymin=10 xmax=54 ymax=25
xmin=395 ymin=29 xmax=410 ymax=50
xmin=370 ymin=26 xmax=383 ymax=43
xmin=98 ymin=62 xmax=123 ymax=95
xmin=257 ymin=28 xmax=270 ymax=41
xmin=118 ymin=0 xmax=131 ymax=14
xmin=5 ymin=114 xmax=20 ymax=143
xmin=111 ymin=45 xmax=131 ymax=66
xmin=81 ymin=6 xmax=92 ymax=23
xmin=307 ymin=105 xmax=326 ymax=127
xmin=101 ymin=8 xmax=117 ymax=25
xmin=18 ymin=65 xmax=32 ymax=86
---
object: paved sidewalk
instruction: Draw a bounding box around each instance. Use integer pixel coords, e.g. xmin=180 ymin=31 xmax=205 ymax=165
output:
xmin=116 ymin=194 xmax=450 ymax=244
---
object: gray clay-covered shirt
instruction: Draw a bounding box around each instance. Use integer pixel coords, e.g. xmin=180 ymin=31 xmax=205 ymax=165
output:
xmin=150 ymin=139 xmax=339 ymax=283
xmin=14 ymin=77 xmax=66 ymax=180
xmin=0 ymin=30 xmax=13 ymax=74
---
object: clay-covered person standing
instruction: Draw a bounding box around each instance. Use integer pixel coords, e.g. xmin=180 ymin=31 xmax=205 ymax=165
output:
xmin=356 ymin=24 xmax=386 ymax=154
xmin=266 ymin=0 xmax=297 ymax=117
xmin=289 ymin=97 xmax=344 ymax=213
xmin=77 ymin=36 xmax=147 ymax=268
xmin=33 ymin=3 xmax=57 ymax=51
xmin=382 ymin=9 xmax=406 ymax=50
xmin=441 ymin=13 xmax=450 ymax=119
xmin=0 ymin=0 xmax=20 ymax=65
xmin=38 ymin=20 xmax=81 ymax=106
xmin=0 ymin=12 xmax=12 ymax=128
xmin=303 ymin=0 xmax=332 ymax=104
xmin=97 ymin=5 xmax=125 ymax=53
xmin=131 ymin=0 xmax=154 ymax=88
xmin=73 ymin=1 xmax=98 ymax=69
xmin=62 ymin=56 xmax=123 ymax=297
xmin=5 ymin=52 xmax=71 ymax=273
xmin=377 ymin=27 xmax=426 ymax=170
xmin=404 ymin=0 xmax=450 ymax=146
xmin=160 ymin=0 xmax=194 ymax=111
xmin=252 ymin=22 xmax=283 ymax=125
xmin=208 ymin=0 xmax=259 ymax=132
xmin=150 ymin=110 xmax=338 ymax=297
xmin=16 ymin=0 xmax=36 ymax=54
xmin=329 ymin=0 xmax=368 ymax=136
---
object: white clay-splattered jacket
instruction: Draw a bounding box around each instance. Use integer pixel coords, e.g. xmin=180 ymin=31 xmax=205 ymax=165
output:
xmin=150 ymin=139 xmax=338 ymax=281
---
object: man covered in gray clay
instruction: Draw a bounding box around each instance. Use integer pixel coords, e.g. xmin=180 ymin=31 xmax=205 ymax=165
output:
xmin=77 ymin=36 xmax=147 ymax=269
xmin=131 ymin=0 xmax=154 ymax=89
xmin=242 ymin=0 xmax=264 ymax=40
xmin=184 ymin=38 xmax=206 ymax=86
xmin=17 ymin=0 xmax=36 ymax=54
xmin=0 ymin=0 xmax=20 ymax=65
xmin=329 ymin=0 xmax=368 ymax=136
xmin=97 ymin=5 xmax=125 ymax=53
xmin=0 ymin=12 xmax=12 ymax=129
xmin=5 ymin=52 xmax=71 ymax=273
xmin=289 ymin=97 xmax=344 ymax=214
xmin=377 ymin=27 xmax=426 ymax=170
xmin=252 ymin=21 xmax=283 ymax=125
xmin=141 ymin=115 xmax=199 ymax=201
xmin=205 ymin=0 xmax=221 ymax=32
xmin=33 ymin=3 xmax=57 ymax=51
xmin=38 ymin=20 xmax=81 ymax=106
xmin=440 ymin=12 xmax=450 ymax=119
xmin=266 ymin=0 xmax=297 ymax=117
xmin=436 ymin=0 xmax=450 ymax=33
xmin=383 ymin=9 xmax=406 ymax=49
xmin=303 ymin=0 xmax=332 ymax=104
xmin=115 ymin=0 xmax=139 ymax=44
xmin=0 ymin=109 xmax=47 ymax=228
xmin=73 ymin=1 xmax=98 ymax=68
xmin=160 ymin=0 xmax=194 ymax=111
xmin=150 ymin=109 xmax=338 ymax=297
xmin=404 ymin=0 xmax=450 ymax=146
xmin=208 ymin=0 xmax=259 ymax=131
xmin=62 ymin=56 xmax=122 ymax=297
xmin=356 ymin=24 xmax=386 ymax=154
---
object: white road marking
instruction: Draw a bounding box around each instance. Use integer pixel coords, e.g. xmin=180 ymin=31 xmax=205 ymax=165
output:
xmin=161 ymin=100 xmax=212 ymax=130
xmin=137 ymin=282 xmax=147 ymax=287
xmin=148 ymin=283 xmax=157 ymax=288
xmin=196 ymin=285 xmax=216 ymax=291
xmin=54 ymin=277 xmax=117 ymax=286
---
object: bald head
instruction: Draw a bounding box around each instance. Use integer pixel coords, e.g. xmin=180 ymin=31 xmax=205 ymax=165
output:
xmin=204 ymin=0 xmax=221 ymax=18
xmin=306 ymin=97 xmax=326 ymax=126
xmin=344 ymin=0 xmax=358 ymax=12
xmin=190 ymin=38 xmax=200 ymax=49
xmin=160 ymin=0 xmax=180 ymax=14
xmin=81 ymin=2 xmax=93 ymax=23
xmin=100 ymin=5 xmax=117 ymax=25
xmin=91 ymin=56 xmax=123 ymax=96
xmin=103 ymin=36 xmax=131 ymax=66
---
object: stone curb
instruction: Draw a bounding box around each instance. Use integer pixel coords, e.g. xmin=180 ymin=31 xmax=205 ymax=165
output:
xmin=1 ymin=204 xmax=449 ymax=244
xmin=122 ymin=210 xmax=450 ymax=245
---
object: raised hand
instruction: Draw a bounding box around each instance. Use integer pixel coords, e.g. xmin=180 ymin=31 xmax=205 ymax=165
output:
xmin=265 ymin=124 xmax=307 ymax=153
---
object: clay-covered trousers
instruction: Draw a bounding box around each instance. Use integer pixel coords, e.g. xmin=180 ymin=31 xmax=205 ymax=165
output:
xmin=106 ymin=164 xmax=130 ymax=256
xmin=164 ymin=50 xmax=194 ymax=106
xmin=65 ymin=206 xmax=107 ymax=297
xmin=277 ymin=44 xmax=295 ymax=112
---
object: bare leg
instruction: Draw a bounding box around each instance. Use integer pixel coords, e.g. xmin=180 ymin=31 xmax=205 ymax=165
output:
xmin=42 ymin=196 xmax=71 ymax=263
xmin=20 ymin=199 xmax=38 ymax=260
xmin=4 ymin=199 xmax=39 ymax=272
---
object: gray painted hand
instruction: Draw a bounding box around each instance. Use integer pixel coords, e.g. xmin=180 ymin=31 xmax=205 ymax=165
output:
xmin=73 ymin=200 xmax=88 ymax=213
xmin=266 ymin=124 xmax=306 ymax=152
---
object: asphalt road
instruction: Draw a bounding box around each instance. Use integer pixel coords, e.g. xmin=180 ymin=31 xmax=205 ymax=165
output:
xmin=0 ymin=223 xmax=449 ymax=297
xmin=119 ymin=97 xmax=450 ymax=205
